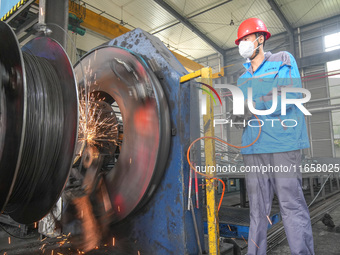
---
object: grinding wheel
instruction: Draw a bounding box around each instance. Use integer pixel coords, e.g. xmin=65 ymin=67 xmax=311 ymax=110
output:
xmin=74 ymin=46 xmax=170 ymax=223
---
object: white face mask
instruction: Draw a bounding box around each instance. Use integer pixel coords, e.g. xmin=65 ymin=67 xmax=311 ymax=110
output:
xmin=238 ymin=37 xmax=261 ymax=59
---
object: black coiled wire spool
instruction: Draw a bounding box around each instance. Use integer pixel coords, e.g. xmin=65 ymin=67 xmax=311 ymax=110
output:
xmin=0 ymin=21 xmax=78 ymax=224
xmin=5 ymin=52 xmax=64 ymax=216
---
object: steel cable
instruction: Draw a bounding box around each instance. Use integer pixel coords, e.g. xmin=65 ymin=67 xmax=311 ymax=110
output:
xmin=5 ymin=52 xmax=64 ymax=213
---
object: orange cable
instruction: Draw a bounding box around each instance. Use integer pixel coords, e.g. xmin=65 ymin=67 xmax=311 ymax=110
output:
xmin=187 ymin=114 xmax=262 ymax=211
xmin=215 ymin=178 xmax=225 ymax=211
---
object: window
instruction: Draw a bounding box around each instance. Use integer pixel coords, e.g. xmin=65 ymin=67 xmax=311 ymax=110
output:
xmin=324 ymin=31 xmax=340 ymax=156
xmin=324 ymin=32 xmax=340 ymax=52
xmin=326 ymin=59 xmax=340 ymax=157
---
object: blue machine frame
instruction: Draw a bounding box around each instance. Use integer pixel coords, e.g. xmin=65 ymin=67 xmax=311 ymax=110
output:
xmin=107 ymin=28 xmax=204 ymax=255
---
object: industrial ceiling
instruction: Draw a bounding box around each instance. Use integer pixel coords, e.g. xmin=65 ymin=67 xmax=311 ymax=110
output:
xmin=82 ymin=0 xmax=340 ymax=60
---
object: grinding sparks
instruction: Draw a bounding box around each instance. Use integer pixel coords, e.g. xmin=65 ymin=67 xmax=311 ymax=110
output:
xmin=251 ymin=239 xmax=260 ymax=249
xmin=77 ymin=61 xmax=121 ymax=148
xmin=40 ymin=243 xmax=47 ymax=250
xmin=78 ymin=91 xmax=120 ymax=147
xmin=267 ymin=215 xmax=273 ymax=225
xmin=241 ymin=235 xmax=247 ymax=244
xmin=8 ymin=237 xmax=10 ymax=244
xmin=112 ymin=237 xmax=115 ymax=246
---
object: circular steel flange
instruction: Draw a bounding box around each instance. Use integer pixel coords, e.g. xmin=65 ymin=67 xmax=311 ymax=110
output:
xmin=0 ymin=74 xmax=5 ymax=164
xmin=74 ymin=46 xmax=170 ymax=223
xmin=7 ymin=36 xmax=78 ymax=223
xmin=0 ymin=21 xmax=26 ymax=213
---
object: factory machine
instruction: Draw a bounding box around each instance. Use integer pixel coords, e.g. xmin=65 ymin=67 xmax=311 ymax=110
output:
xmin=0 ymin=18 xmax=205 ymax=254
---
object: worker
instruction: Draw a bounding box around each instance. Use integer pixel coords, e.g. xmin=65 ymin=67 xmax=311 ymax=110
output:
xmin=233 ymin=18 xmax=315 ymax=255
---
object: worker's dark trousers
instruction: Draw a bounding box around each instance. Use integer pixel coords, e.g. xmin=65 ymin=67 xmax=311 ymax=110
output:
xmin=243 ymin=150 xmax=315 ymax=255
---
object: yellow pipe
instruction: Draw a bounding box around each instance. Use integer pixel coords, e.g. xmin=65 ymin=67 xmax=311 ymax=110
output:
xmin=80 ymin=7 xmax=130 ymax=39
xmin=201 ymin=67 xmax=220 ymax=255
xmin=171 ymin=51 xmax=204 ymax=72
xmin=212 ymin=64 xmax=234 ymax=79
xmin=180 ymin=70 xmax=201 ymax=83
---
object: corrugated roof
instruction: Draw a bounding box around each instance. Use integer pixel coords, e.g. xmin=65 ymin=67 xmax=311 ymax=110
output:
xmin=277 ymin=0 xmax=340 ymax=28
xmin=81 ymin=0 xmax=340 ymax=60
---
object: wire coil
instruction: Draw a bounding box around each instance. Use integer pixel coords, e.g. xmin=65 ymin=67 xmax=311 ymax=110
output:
xmin=5 ymin=52 xmax=64 ymax=213
xmin=0 ymin=22 xmax=78 ymax=223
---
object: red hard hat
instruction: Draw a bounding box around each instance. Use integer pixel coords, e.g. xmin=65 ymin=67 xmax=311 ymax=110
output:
xmin=235 ymin=18 xmax=271 ymax=45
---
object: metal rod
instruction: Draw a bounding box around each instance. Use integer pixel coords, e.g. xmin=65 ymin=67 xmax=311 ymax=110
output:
xmin=309 ymin=95 xmax=340 ymax=103
xmin=267 ymin=191 xmax=340 ymax=252
xmin=298 ymin=27 xmax=302 ymax=58
xmin=188 ymin=168 xmax=193 ymax=211
xmin=308 ymin=173 xmax=332 ymax=208
xmin=38 ymin=0 xmax=46 ymax=25
xmin=309 ymin=104 xmax=340 ymax=113
xmin=195 ymin=170 xmax=199 ymax=209
xmin=45 ymin=0 xmax=68 ymax=47
xmin=190 ymin=199 xmax=203 ymax=255
xmin=201 ymin=67 xmax=220 ymax=255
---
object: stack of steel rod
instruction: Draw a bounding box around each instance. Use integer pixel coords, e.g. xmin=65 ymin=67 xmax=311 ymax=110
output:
xmin=266 ymin=191 xmax=340 ymax=252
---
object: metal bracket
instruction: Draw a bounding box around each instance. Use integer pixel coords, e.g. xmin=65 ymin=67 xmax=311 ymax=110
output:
xmin=33 ymin=0 xmax=52 ymax=35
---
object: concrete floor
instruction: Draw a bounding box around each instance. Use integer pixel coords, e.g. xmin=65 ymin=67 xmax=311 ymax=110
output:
xmin=0 ymin=231 xmax=138 ymax=255
xmin=269 ymin=203 xmax=340 ymax=255
xmin=1 ymin=188 xmax=340 ymax=254
xmin=218 ymin=187 xmax=340 ymax=255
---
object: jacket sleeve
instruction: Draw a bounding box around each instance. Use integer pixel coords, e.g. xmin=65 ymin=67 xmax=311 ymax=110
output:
xmin=253 ymin=52 xmax=303 ymax=116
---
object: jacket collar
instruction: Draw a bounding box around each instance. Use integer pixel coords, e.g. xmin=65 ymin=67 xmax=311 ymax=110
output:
xmin=243 ymin=51 xmax=272 ymax=75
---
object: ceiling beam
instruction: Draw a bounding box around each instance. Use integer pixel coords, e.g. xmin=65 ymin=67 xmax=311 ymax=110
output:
xmin=80 ymin=5 xmax=130 ymax=39
xmin=152 ymin=0 xmax=232 ymax=35
xmin=297 ymin=48 xmax=340 ymax=68
xmin=153 ymin=0 xmax=225 ymax=56
xmin=267 ymin=0 xmax=293 ymax=34
xmin=267 ymin=0 xmax=295 ymax=55
xmin=68 ymin=1 xmax=204 ymax=71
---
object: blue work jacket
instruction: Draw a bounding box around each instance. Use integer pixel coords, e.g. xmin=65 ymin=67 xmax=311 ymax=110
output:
xmin=237 ymin=51 xmax=310 ymax=154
